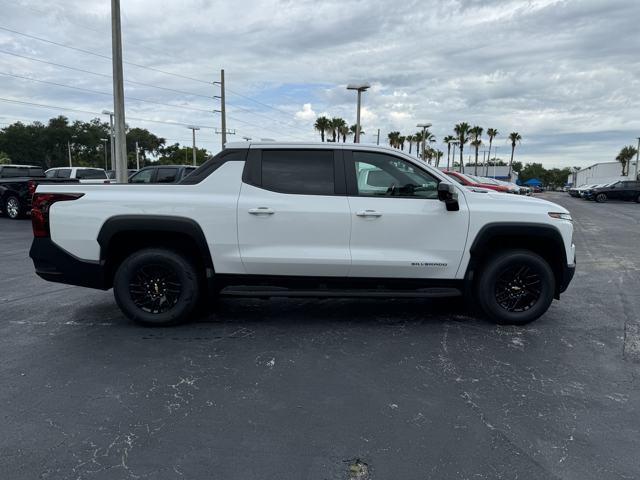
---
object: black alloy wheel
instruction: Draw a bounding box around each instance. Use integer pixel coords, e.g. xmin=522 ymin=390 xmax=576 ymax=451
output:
xmin=494 ymin=264 xmax=541 ymax=313
xmin=129 ymin=264 xmax=182 ymax=314
xmin=477 ymin=250 xmax=555 ymax=325
xmin=113 ymin=248 xmax=201 ymax=326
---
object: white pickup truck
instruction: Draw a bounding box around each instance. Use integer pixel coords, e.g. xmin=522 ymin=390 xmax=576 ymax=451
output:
xmin=30 ymin=142 xmax=576 ymax=326
xmin=45 ymin=167 xmax=112 ymax=184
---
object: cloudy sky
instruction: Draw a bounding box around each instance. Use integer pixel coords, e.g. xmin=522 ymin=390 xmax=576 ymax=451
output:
xmin=1 ymin=0 xmax=639 ymax=168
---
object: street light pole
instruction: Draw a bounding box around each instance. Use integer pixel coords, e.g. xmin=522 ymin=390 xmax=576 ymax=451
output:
xmin=635 ymin=137 xmax=640 ymax=180
xmin=67 ymin=140 xmax=72 ymax=167
xmin=135 ymin=141 xmax=140 ymax=170
xmin=101 ymin=138 xmax=108 ymax=171
xmin=347 ymin=83 xmax=370 ymax=143
xmin=187 ymin=126 xmax=200 ymax=166
xmin=417 ymin=123 xmax=432 ymax=162
xmin=103 ymin=110 xmax=115 ymax=170
xmin=110 ymin=0 xmax=127 ymax=183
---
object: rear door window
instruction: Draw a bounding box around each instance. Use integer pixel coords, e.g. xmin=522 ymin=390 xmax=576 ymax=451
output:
xmin=76 ymin=169 xmax=107 ymax=179
xmin=129 ymin=169 xmax=154 ymax=184
xmin=56 ymin=169 xmax=71 ymax=178
xmin=261 ymin=149 xmax=335 ymax=195
xmin=156 ymin=168 xmax=179 ymax=183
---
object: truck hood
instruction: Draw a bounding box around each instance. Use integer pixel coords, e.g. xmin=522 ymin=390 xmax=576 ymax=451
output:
xmin=462 ymin=189 xmax=570 ymax=214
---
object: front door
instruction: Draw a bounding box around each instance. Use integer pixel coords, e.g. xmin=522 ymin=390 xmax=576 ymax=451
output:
xmin=237 ymin=148 xmax=351 ymax=276
xmin=345 ymin=150 xmax=469 ymax=279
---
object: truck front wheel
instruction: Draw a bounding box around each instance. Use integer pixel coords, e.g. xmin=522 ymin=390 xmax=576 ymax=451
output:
xmin=477 ymin=250 xmax=555 ymax=325
xmin=113 ymin=248 xmax=201 ymax=326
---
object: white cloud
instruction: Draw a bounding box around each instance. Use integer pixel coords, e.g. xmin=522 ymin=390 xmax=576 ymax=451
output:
xmin=294 ymin=103 xmax=316 ymax=121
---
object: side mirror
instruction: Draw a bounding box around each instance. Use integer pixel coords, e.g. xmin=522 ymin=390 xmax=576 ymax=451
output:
xmin=438 ymin=182 xmax=460 ymax=211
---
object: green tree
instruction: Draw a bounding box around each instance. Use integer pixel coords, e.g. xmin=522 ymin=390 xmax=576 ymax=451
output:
xmin=157 ymin=143 xmax=208 ymax=166
xmin=0 ymin=151 xmax=10 ymax=164
xmin=388 ymin=131 xmax=400 ymax=148
xmin=443 ymin=135 xmax=456 ymax=170
xmin=485 ymin=128 xmax=498 ymax=175
xmin=348 ymin=124 xmax=364 ymax=142
xmin=314 ymin=116 xmax=331 ymax=142
xmin=469 ymin=126 xmax=483 ymax=175
xmin=454 ymin=123 xmax=471 ymax=173
xmin=616 ymin=145 xmax=638 ymax=176
xmin=508 ymin=132 xmax=522 ymax=181
xmin=329 ymin=117 xmax=346 ymax=143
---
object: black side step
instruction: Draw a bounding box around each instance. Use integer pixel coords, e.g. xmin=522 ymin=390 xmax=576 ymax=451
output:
xmin=219 ymin=286 xmax=462 ymax=299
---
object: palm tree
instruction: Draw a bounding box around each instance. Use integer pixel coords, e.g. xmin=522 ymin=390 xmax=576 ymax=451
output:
xmin=406 ymin=135 xmax=415 ymax=154
xmin=435 ymin=150 xmax=444 ymax=168
xmin=508 ymin=132 xmax=522 ymax=181
xmin=388 ymin=131 xmax=400 ymax=148
xmin=414 ymin=131 xmax=424 ymax=157
xmin=485 ymin=128 xmax=498 ymax=175
xmin=314 ymin=116 xmax=331 ymax=142
xmin=349 ymin=124 xmax=364 ymax=142
xmin=443 ymin=135 xmax=455 ymax=170
xmin=339 ymin=124 xmax=350 ymax=143
xmin=616 ymin=145 xmax=638 ymax=176
xmin=329 ymin=117 xmax=346 ymax=143
xmin=469 ymin=126 xmax=483 ymax=175
xmin=398 ymin=136 xmax=406 ymax=151
xmin=454 ymin=123 xmax=471 ymax=173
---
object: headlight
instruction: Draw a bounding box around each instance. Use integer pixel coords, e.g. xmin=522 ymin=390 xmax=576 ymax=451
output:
xmin=548 ymin=212 xmax=572 ymax=221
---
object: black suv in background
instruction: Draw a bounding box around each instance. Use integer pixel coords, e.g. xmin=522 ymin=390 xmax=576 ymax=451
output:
xmin=0 ymin=164 xmax=79 ymax=219
xmin=128 ymin=165 xmax=196 ymax=184
xmin=592 ymin=181 xmax=640 ymax=203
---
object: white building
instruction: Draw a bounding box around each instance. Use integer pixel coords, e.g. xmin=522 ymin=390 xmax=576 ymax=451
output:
xmin=568 ymin=161 xmax=639 ymax=186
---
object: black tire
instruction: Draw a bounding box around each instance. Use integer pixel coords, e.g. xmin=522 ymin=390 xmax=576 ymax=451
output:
xmin=476 ymin=250 xmax=555 ymax=325
xmin=595 ymin=193 xmax=607 ymax=203
xmin=113 ymin=248 xmax=201 ymax=326
xmin=4 ymin=195 xmax=24 ymax=219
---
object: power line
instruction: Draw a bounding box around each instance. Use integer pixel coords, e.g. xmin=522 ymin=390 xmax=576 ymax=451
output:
xmin=0 ymin=71 xmax=218 ymax=114
xmin=0 ymin=97 xmax=217 ymax=129
xmin=0 ymin=50 xmax=215 ymax=100
xmin=226 ymin=87 xmax=295 ymax=118
xmin=0 ymin=25 xmax=213 ymax=85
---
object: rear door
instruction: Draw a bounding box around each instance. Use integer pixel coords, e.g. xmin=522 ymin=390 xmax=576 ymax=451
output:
xmin=345 ymin=150 xmax=469 ymax=279
xmin=237 ymin=148 xmax=351 ymax=276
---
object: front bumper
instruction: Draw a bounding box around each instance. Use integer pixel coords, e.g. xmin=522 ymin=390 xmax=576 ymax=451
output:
xmin=558 ymin=256 xmax=576 ymax=295
xmin=30 ymin=237 xmax=109 ymax=290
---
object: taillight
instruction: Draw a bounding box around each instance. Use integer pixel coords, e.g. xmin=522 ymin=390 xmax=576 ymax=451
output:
xmin=27 ymin=180 xmax=37 ymax=197
xmin=31 ymin=193 xmax=84 ymax=238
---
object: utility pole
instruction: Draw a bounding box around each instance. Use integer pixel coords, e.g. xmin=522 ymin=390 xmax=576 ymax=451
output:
xmin=220 ymin=69 xmax=226 ymax=149
xmin=135 ymin=141 xmax=140 ymax=170
xmin=67 ymin=140 xmax=72 ymax=167
xmin=102 ymin=110 xmax=115 ymax=170
xmin=376 ymin=128 xmax=380 ymax=145
xmin=187 ymin=126 xmax=200 ymax=166
xmin=110 ymin=0 xmax=127 ymax=183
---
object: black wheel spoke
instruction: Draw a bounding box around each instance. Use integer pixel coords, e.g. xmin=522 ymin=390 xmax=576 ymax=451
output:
xmin=129 ymin=263 xmax=182 ymax=314
xmin=494 ymin=262 xmax=542 ymax=313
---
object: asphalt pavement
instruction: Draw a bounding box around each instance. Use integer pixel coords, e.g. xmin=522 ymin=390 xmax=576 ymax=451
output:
xmin=1 ymin=192 xmax=639 ymax=480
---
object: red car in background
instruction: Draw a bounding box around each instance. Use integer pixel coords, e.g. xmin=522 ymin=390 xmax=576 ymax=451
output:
xmin=443 ymin=170 xmax=510 ymax=193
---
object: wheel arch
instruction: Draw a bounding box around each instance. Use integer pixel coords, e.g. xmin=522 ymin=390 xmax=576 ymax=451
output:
xmin=97 ymin=215 xmax=214 ymax=288
xmin=466 ymin=222 xmax=567 ymax=299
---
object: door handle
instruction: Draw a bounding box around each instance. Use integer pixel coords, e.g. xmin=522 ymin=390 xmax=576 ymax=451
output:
xmin=356 ymin=210 xmax=382 ymax=217
xmin=248 ymin=207 xmax=275 ymax=215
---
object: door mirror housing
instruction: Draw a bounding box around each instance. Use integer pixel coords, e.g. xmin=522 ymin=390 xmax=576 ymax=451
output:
xmin=438 ymin=182 xmax=459 ymax=211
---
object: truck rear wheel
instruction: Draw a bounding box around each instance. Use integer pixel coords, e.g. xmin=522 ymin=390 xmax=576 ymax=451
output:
xmin=113 ymin=248 xmax=200 ymax=326
xmin=477 ymin=250 xmax=555 ymax=325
